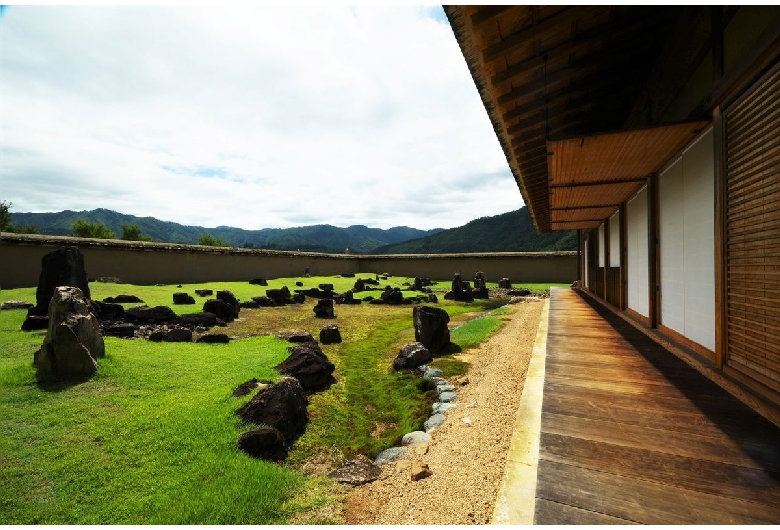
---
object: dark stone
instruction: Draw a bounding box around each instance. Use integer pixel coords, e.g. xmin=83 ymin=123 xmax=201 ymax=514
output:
xmin=368 ymin=298 xmax=383 ymax=305
xmin=275 ymin=342 xmax=335 ymax=390
xmin=103 ymin=323 xmax=136 ymax=338
xmin=392 ymin=342 xmax=432 ymax=371
xmin=353 ymin=279 xmax=365 ymax=292
xmin=179 ymin=312 xmax=217 ymax=327
xmin=232 ymin=378 xmax=273 ymax=397
xmin=173 ymin=292 xmax=196 ymax=305
xmin=103 ymin=294 xmax=145 ymax=304
xmin=295 ymin=281 xmax=304 ymax=287
xmin=149 ymin=330 xmax=165 ymax=342
xmin=266 ymin=286 xmax=292 ymax=305
xmin=473 ymin=271 xmax=489 ymax=299
xmin=1 ymin=300 xmax=34 ymax=310
xmin=413 ymin=306 xmax=451 ymax=353
xmin=203 ymin=299 xmax=237 ymax=322
xmin=194 ymin=289 xmax=213 ymax=297
xmin=97 ymin=276 xmax=124 ymax=283
xmin=165 ymin=328 xmax=192 ymax=342
xmin=30 ymin=247 xmax=91 ymax=316
xmin=428 ymin=293 xmax=439 ymax=303
xmin=21 ymin=315 xmax=49 ymax=331
xmin=507 ymin=288 xmax=532 ymax=296
xmin=313 ymin=298 xmax=334 ymax=318
xmin=248 ymin=278 xmax=268 ymax=286
xmin=238 ymin=427 xmax=288 ymax=461
xmin=318 ymin=283 xmax=334 ymax=292
xmin=90 ymin=300 xmax=125 ymax=321
xmin=292 ymin=293 xmax=306 ymax=304
xmin=327 ymin=455 xmax=381 ymax=485
xmin=334 ymin=290 xmax=360 ymax=305
xmin=196 ymin=333 xmax=230 ymax=344
xmin=216 ymin=290 xmax=240 ymax=319
xmin=240 ymin=300 xmax=260 ymax=309
xmin=380 ymin=288 xmax=404 ymax=305
xmin=236 ymin=377 xmax=308 ymax=442
xmin=446 ymin=273 xmax=474 ymax=302
xmin=34 ymin=286 xmax=104 ymax=381
xmin=341 ymin=273 xmax=355 ymax=278
xmin=363 ymin=278 xmax=379 ymax=285
xmin=275 ymin=330 xmax=315 ymax=343
xmin=125 ymin=305 xmax=178 ymax=324
xmin=251 ymin=296 xmax=277 ymax=307
xmin=498 ymin=278 xmax=512 ymax=289
xmin=319 ymin=325 xmax=342 ymax=344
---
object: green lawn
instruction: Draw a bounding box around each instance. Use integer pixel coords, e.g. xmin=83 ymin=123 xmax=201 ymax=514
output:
xmin=0 ymin=275 xmax=554 ymax=524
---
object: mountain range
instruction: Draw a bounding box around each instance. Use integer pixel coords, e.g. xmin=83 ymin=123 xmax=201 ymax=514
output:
xmin=9 ymin=207 xmax=576 ymax=254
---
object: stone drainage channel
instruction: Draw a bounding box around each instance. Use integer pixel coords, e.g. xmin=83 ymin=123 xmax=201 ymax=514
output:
xmin=373 ymin=364 xmax=464 ymax=465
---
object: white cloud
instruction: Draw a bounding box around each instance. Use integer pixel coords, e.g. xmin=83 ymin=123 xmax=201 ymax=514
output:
xmin=0 ymin=5 xmax=524 ymax=231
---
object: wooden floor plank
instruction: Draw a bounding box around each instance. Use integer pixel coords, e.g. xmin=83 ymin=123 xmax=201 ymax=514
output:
xmin=533 ymin=289 xmax=780 ymax=524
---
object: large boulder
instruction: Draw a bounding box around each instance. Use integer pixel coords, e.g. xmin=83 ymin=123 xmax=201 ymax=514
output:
xmin=275 ymin=330 xmax=315 ymax=343
xmin=319 ymin=324 xmax=342 ymax=344
xmin=237 ymin=377 xmax=308 ymax=443
xmin=251 ymin=296 xmax=277 ymax=307
xmin=216 ymin=291 xmax=240 ymax=319
xmin=392 ymin=342 xmax=432 ymax=371
xmin=498 ymin=278 xmax=512 ymax=289
xmin=313 ymin=299 xmax=335 ymax=318
xmin=413 ymin=306 xmax=451 ymax=353
xmin=380 ymin=288 xmax=404 ymax=305
xmin=173 ymin=292 xmax=196 ymax=305
xmin=124 ymin=305 xmax=177 ymax=324
xmin=194 ymin=289 xmax=213 ymax=297
xmin=274 ymin=342 xmax=335 ymax=390
xmin=34 ymin=286 xmax=104 ymax=381
xmin=473 ymin=271 xmax=489 ymax=299
xmin=248 ymin=278 xmax=268 ymax=286
xmin=238 ymin=427 xmax=288 ymax=461
xmin=90 ymin=300 xmax=125 ymax=321
xmin=203 ymin=299 xmax=237 ymax=322
xmin=444 ymin=273 xmax=474 ymax=302
xmin=179 ymin=312 xmax=217 ymax=327
xmin=103 ymin=294 xmax=144 ymax=304
xmin=31 ymin=247 xmax=91 ymax=316
xmin=266 ymin=287 xmax=292 ymax=305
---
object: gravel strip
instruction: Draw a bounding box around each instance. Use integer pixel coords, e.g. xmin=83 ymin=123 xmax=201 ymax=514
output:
xmin=344 ymin=299 xmax=545 ymax=524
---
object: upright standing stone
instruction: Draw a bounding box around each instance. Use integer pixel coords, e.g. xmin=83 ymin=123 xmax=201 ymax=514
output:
xmin=31 ymin=246 xmax=91 ymax=316
xmin=34 ymin=286 xmax=105 ymax=381
xmin=413 ymin=306 xmax=451 ymax=353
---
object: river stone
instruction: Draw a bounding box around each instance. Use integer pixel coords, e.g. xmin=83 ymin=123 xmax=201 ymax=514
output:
xmin=437 ymin=384 xmax=456 ymax=393
xmin=439 ymin=391 xmax=457 ymax=403
xmin=401 ymin=431 xmax=431 ymax=446
xmin=374 ymin=446 xmax=408 ymax=465
xmin=327 ymin=455 xmax=382 ymax=485
xmin=432 ymin=402 xmax=458 ymax=414
xmin=424 ymin=413 xmax=446 ymax=432
xmin=423 ymin=368 xmax=443 ymax=378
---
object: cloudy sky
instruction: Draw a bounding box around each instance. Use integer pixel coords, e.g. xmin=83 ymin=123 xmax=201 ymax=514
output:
xmin=1 ymin=5 xmax=524 ymax=230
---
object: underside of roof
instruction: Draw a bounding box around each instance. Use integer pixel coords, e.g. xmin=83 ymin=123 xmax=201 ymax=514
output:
xmin=444 ymin=5 xmax=694 ymax=233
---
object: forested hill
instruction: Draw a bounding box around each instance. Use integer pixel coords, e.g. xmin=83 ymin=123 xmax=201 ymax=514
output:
xmin=373 ymin=207 xmax=577 ymax=254
xmin=9 ymin=208 xmax=443 ymax=253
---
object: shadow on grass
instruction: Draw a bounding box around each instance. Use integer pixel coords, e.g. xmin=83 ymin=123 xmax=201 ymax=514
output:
xmin=438 ymin=342 xmax=463 ymax=355
xmin=36 ymin=375 xmax=90 ymax=393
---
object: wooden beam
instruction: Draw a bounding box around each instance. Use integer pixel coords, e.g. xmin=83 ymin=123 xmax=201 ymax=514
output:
xmin=549 ymin=178 xmax=648 ymax=189
xmin=470 ymin=5 xmax=516 ymax=29
xmin=551 ymin=205 xmax=621 ymax=211
xmin=483 ymin=6 xmax=588 ymax=63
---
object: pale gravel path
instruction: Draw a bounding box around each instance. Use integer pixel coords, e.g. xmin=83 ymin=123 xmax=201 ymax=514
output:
xmin=344 ymin=299 xmax=545 ymax=525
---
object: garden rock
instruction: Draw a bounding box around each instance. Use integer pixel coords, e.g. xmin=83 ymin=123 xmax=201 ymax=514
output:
xmin=240 ymin=300 xmax=260 ymax=309
xmin=173 ymin=292 xmax=196 ymax=305
xmin=380 ymin=288 xmax=404 ymax=305
xmin=203 ymin=299 xmax=237 ymax=323
xmin=413 ymin=306 xmax=451 ymax=353
xmin=313 ymin=299 xmax=335 ymax=318
xmin=125 ymin=305 xmax=177 ymax=324
xmin=292 ymin=293 xmax=306 ymax=304
xmin=275 ymin=330 xmax=314 ymax=343
xmin=179 ymin=312 xmax=217 ymax=327
xmin=295 ymin=281 xmax=304 ymax=287
xmin=374 ymin=446 xmax=407 ymax=465
xmin=237 ymin=376 xmax=308 ymax=443
xmin=103 ymin=323 xmax=136 ymax=338
xmin=194 ymin=289 xmax=213 ymax=297
xmin=165 ymin=328 xmax=193 ymax=342
xmin=216 ymin=290 xmax=240 ymax=319
xmin=30 ymin=246 xmax=91 ymax=316
xmin=275 ymin=342 xmax=335 ymax=390
xmin=507 ymin=288 xmax=532 ymax=296
xmin=392 ymin=342 xmax=432 ymax=371
xmin=432 ymin=402 xmax=458 ymax=414
xmin=248 ymin=278 xmax=268 ymax=286
xmin=423 ymin=367 xmax=443 ymax=378
xmin=319 ymin=324 xmax=342 ymax=344
xmin=90 ymin=300 xmax=125 ymax=321
xmin=401 ymin=431 xmax=431 ymax=446
xmin=196 ymin=333 xmax=230 ymax=344
xmin=252 ymin=296 xmax=276 ymax=307
xmin=327 ymin=455 xmax=381 ymax=485
xmin=103 ymin=294 xmax=144 ymax=304
xmin=411 ymin=461 xmax=432 ymax=481
xmin=444 ymin=273 xmax=474 ymax=302
xmin=232 ymin=378 xmax=273 ymax=397
xmin=34 ymin=286 xmax=104 ymax=381
xmin=498 ymin=278 xmax=512 ymax=289
xmin=238 ymin=427 xmax=288 ymax=461
xmin=1 ymin=300 xmax=33 ymax=310
xmin=21 ymin=315 xmax=49 ymax=331
xmin=266 ymin=287 xmax=292 ymax=305
xmin=341 ymin=272 xmax=355 ymax=278
xmin=318 ymin=283 xmax=334 ymax=292
xmin=473 ymin=271 xmax=489 ymax=299
xmin=424 ymin=413 xmax=446 ymax=432
xmin=428 ymin=293 xmax=438 ymax=303
xmin=97 ymin=276 xmax=124 ymax=283
xmin=353 ymin=279 xmax=365 ymax=292
xmin=439 ymin=391 xmax=457 ymax=403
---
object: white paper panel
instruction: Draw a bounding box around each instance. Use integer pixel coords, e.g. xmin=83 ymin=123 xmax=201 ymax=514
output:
xmin=659 ymin=157 xmax=685 ymax=334
xmin=626 ymin=186 xmax=649 ymax=317
xmin=609 ymin=211 xmax=621 ymax=267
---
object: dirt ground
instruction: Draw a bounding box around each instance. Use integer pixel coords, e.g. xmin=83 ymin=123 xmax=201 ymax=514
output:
xmin=343 ymin=299 xmax=544 ymax=524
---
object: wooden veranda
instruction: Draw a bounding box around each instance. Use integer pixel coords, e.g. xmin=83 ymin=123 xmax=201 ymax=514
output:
xmin=535 ymin=288 xmax=780 ymax=524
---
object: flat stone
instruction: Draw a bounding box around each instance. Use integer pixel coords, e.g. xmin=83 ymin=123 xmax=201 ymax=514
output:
xmin=374 ymin=446 xmax=407 ymax=465
xmin=327 ymin=455 xmax=381 ymax=485
xmin=432 ymin=402 xmax=458 ymax=414
xmin=424 ymin=413 xmax=446 ymax=432
xmin=437 ymin=384 xmax=456 ymax=393
xmin=423 ymin=368 xmax=443 ymax=378
xmin=401 ymin=431 xmax=431 ymax=446
xmin=1 ymin=300 xmax=34 ymax=310
xmin=439 ymin=391 xmax=457 ymax=403
xmin=410 ymin=461 xmax=432 ymax=481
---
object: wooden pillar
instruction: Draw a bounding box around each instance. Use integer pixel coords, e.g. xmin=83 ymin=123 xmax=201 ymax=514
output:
xmin=713 ymin=106 xmax=728 ymax=369
xmin=603 ymin=219 xmax=610 ymax=301
xmin=648 ymin=173 xmax=659 ymax=328
xmin=619 ymin=202 xmax=628 ymax=310
xmin=577 ymin=229 xmax=582 ymax=284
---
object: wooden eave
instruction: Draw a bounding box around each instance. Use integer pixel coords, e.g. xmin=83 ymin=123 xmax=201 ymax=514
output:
xmin=444 ymin=5 xmax=683 ymax=233
xmin=547 ymin=121 xmax=709 ymax=230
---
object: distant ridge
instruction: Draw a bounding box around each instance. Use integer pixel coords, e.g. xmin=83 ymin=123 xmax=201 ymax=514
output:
xmin=10 ymin=206 xmax=576 ymax=253
xmin=9 ymin=208 xmax=443 ymax=253
xmin=372 ymin=207 xmax=576 ymax=253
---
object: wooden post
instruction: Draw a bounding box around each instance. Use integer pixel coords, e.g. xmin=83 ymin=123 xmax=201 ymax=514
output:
xmin=620 ymin=202 xmax=628 ymax=310
xmin=603 ymin=220 xmax=610 ymax=301
xmin=713 ymin=106 xmax=728 ymax=369
xmin=648 ymin=173 xmax=659 ymax=328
